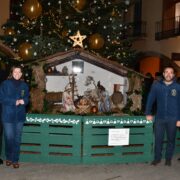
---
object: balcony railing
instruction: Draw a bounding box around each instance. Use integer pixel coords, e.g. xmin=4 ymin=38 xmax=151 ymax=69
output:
xmin=127 ymin=21 xmax=146 ymax=38
xmin=155 ymin=16 xmax=180 ymax=40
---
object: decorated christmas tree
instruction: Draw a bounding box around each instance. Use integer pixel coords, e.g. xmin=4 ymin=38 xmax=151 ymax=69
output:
xmin=0 ymin=0 xmax=136 ymax=68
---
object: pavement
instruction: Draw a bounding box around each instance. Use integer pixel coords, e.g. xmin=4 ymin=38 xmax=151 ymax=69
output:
xmin=0 ymin=154 xmax=180 ymax=180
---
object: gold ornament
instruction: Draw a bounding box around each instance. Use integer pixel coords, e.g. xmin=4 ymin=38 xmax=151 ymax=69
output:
xmin=71 ymin=0 xmax=87 ymax=11
xmin=89 ymin=33 xmax=105 ymax=50
xmin=22 ymin=0 xmax=42 ymax=20
xmin=18 ymin=42 xmax=33 ymax=60
xmin=69 ymin=30 xmax=87 ymax=48
xmin=4 ymin=27 xmax=15 ymax=35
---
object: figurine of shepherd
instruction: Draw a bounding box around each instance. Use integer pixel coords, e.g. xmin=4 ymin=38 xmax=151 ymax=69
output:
xmin=62 ymin=84 xmax=76 ymax=112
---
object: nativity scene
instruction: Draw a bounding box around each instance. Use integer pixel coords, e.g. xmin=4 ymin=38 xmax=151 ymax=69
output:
xmin=30 ymin=49 xmax=145 ymax=115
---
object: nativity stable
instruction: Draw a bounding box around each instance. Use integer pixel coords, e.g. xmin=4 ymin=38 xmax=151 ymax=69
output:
xmin=30 ymin=49 xmax=144 ymax=115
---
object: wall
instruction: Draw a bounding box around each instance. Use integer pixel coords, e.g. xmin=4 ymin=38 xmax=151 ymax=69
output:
xmin=0 ymin=0 xmax=10 ymax=35
xmin=139 ymin=57 xmax=160 ymax=77
xmin=132 ymin=0 xmax=180 ymax=62
xmin=46 ymin=59 xmax=128 ymax=98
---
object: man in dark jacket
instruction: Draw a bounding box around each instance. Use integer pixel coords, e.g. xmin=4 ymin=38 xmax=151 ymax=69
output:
xmin=145 ymin=66 xmax=180 ymax=166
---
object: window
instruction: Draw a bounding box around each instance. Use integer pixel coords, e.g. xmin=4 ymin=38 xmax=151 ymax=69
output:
xmin=175 ymin=2 xmax=180 ymax=30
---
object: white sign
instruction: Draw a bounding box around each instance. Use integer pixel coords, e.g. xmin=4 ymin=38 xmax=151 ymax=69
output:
xmin=108 ymin=128 xmax=130 ymax=146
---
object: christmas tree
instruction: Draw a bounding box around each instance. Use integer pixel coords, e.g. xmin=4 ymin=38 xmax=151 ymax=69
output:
xmin=0 ymin=0 xmax=136 ymax=68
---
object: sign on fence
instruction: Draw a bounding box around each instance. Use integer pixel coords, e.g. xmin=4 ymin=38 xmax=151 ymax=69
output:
xmin=108 ymin=128 xmax=130 ymax=146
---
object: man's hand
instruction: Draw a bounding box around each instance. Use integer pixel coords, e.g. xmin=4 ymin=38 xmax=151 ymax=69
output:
xmin=18 ymin=99 xmax=25 ymax=105
xmin=16 ymin=99 xmax=25 ymax=106
xmin=16 ymin=100 xmax=20 ymax=106
xmin=176 ymin=121 xmax=180 ymax=127
xmin=146 ymin=115 xmax=153 ymax=121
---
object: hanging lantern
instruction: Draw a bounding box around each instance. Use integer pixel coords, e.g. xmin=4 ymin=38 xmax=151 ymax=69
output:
xmin=89 ymin=33 xmax=105 ymax=50
xmin=4 ymin=27 xmax=15 ymax=35
xmin=18 ymin=42 xmax=33 ymax=60
xmin=71 ymin=0 xmax=87 ymax=11
xmin=22 ymin=0 xmax=42 ymax=20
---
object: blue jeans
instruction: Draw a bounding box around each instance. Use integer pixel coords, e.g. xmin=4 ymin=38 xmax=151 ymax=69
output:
xmin=154 ymin=120 xmax=177 ymax=161
xmin=2 ymin=122 xmax=24 ymax=163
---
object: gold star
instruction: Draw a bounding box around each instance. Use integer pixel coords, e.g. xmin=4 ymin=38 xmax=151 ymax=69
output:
xmin=69 ymin=30 xmax=87 ymax=48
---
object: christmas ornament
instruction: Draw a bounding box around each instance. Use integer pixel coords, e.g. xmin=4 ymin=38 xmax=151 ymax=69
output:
xmin=22 ymin=0 xmax=42 ymax=20
xmin=111 ymin=8 xmax=119 ymax=17
xmin=125 ymin=0 xmax=131 ymax=5
xmin=62 ymin=28 xmax=69 ymax=37
xmin=89 ymin=33 xmax=104 ymax=49
xmin=71 ymin=0 xmax=87 ymax=11
xmin=112 ymin=40 xmax=121 ymax=45
xmin=18 ymin=42 xmax=33 ymax=60
xmin=20 ymin=18 xmax=30 ymax=28
xmin=69 ymin=30 xmax=87 ymax=48
xmin=4 ymin=27 xmax=15 ymax=35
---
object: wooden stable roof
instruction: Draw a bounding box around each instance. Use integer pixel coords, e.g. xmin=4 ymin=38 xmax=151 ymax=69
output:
xmin=29 ymin=49 xmax=146 ymax=78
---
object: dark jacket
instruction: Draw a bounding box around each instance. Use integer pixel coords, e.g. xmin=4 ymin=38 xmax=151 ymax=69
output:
xmin=0 ymin=79 xmax=29 ymax=123
xmin=145 ymin=79 xmax=180 ymax=121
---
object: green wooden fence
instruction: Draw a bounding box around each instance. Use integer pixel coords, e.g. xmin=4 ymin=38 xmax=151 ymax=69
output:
xmin=82 ymin=116 xmax=153 ymax=164
xmin=175 ymin=128 xmax=180 ymax=153
xmin=1 ymin=114 xmax=180 ymax=164
xmin=20 ymin=114 xmax=82 ymax=164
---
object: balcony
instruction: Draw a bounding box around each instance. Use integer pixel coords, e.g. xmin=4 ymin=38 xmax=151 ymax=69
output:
xmin=127 ymin=21 xmax=147 ymax=38
xmin=155 ymin=16 xmax=180 ymax=40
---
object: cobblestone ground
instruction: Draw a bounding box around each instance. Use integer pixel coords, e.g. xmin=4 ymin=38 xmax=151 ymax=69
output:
xmin=0 ymin=154 xmax=180 ymax=180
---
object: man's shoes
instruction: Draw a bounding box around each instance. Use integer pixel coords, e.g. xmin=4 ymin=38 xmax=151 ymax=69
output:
xmin=13 ymin=163 xmax=19 ymax=169
xmin=178 ymin=158 xmax=180 ymax=161
xmin=151 ymin=160 xmax=161 ymax=166
xmin=165 ymin=159 xmax=171 ymax=166
xmin=5 ymin=160 xmax=12 ymax=166
xmin=0 ymin=158 xmax=3 ymax=165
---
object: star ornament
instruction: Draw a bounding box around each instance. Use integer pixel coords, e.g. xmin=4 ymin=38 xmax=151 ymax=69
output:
xmin=69 ymin=30 xmax=87 ymax=48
